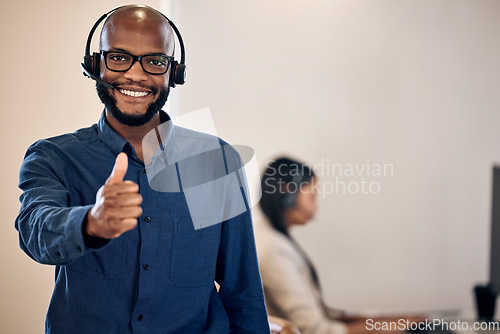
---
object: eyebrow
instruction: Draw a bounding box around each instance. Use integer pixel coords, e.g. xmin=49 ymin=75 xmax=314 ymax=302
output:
xmin=106 ymin=48 xmax=169 ymax=57
xmin=108 ymin=48 xmax=129 ymax=53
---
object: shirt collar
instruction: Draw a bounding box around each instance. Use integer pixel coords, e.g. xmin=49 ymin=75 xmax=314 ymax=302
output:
xmin=97 ymin=110 xmax=173 ymax=157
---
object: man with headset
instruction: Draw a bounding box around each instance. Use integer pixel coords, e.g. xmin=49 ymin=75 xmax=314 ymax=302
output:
xmin=15 ymin=5 xmax=269 ymax=333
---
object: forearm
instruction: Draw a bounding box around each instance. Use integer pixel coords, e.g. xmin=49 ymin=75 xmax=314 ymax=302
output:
xmin=274 ymin=289 xmax=347 ymax=334
xmin=16 ymin=203 xmax=93 ymax=265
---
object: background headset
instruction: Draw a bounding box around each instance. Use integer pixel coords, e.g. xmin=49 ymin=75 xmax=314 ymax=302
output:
xmin=81 ymin=5 xmax=186 ymax=89
xmin=280 ymin=174 xmax=308 ymax=209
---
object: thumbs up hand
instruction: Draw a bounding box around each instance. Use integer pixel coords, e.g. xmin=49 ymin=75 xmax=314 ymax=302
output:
xmin=86 ymin=153 xmax=143 ymax=239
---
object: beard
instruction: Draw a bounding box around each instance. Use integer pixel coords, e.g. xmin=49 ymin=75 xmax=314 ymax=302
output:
xmin=96 ymin=82 xmax=170 ymax=126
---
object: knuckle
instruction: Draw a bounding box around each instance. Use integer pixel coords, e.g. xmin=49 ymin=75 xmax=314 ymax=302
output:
xmin=123 ymin=180 xmax=138 ymax=187
xmin=128 ymin=219 xmax=139 ymax=228
xmin=102 ymin=211 xmax=112 ymax=222
xmin=133 ymin=193 xmax=142 ymax=204
xmin=133 ymin=207 xmax=143 ymax=218
xmin=103 ymin=201 xmax=115 ymax=211
xmin=101 ymin=185 xmax=113 ymax=196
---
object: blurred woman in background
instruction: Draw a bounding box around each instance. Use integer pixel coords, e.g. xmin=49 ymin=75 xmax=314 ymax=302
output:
xmin=255 ymin=157 xmax=349 ymax=334
xmin=254 ymin=157 xmax=422 ymax=334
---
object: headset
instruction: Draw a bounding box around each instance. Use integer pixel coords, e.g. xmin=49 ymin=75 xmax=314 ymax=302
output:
xmin=81 ymin=5 xmax=186 ymax=89
xmin=280 ymin=174 xmax=306 ymax=209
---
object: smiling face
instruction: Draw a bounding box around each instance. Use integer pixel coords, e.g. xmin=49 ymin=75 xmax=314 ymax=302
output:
xmin=97 ymin=7 xmax=175 ymax=126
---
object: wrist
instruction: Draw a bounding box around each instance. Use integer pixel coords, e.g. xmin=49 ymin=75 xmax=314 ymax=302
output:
xmin=85 ymin=209 xmax=97 ymax=237
xmin=82 ymin=209 xmax=110 ymax=249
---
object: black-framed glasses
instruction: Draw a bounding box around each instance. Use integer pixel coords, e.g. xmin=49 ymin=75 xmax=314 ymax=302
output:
xmin=100 ymin=50 xmax=174 ymax=75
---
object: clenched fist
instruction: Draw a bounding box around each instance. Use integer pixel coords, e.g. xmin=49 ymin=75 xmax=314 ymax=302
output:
xmin=86 ymin=153 xmax=143 ymax=239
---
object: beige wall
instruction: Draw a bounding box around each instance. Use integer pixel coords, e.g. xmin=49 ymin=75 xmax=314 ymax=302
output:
xmin=2 ymin=1 xmax=500 ymax=333
xmin=171 ymin=0 xmax=500 ymax=314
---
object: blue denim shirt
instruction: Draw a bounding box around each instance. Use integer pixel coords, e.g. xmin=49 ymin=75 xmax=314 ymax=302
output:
xmin=15 ymin=111 xmax=269 ymax=334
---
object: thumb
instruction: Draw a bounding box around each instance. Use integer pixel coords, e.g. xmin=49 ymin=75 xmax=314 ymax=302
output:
xmin=106 ymin=152 xmax=128 ymax=184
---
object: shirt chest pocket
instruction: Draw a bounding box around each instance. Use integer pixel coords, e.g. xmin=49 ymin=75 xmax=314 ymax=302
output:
xmin=170 ymin=219 xmax=221 ymax=287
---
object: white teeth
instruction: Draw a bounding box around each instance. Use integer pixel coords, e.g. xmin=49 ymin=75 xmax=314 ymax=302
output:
xmin=120 ymin=89 xmax=149 ymax=97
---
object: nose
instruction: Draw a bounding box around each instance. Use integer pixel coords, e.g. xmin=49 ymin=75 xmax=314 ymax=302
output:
xmin=123 ymin=59 xmax=148 ymax=82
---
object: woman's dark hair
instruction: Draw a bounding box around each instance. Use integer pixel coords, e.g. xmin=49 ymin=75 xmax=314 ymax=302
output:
xmin=259 ymin=157 xmax=321 ymax=289
xmin=259 ymin=157 xmax=315 ymax=236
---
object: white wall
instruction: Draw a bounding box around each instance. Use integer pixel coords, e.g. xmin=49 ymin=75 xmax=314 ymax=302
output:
xmin=171 ymin=0 xmax=500 ymax=314
xmin=2 ymin=1 xmax=500 ymax=333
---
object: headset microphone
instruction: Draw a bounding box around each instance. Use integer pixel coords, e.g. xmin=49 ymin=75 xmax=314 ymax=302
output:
xmin=80 ymin=63 xmax=115 ymax=90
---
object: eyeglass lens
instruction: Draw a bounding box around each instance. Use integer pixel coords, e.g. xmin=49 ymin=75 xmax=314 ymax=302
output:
xmin=105 ymin=52 xmax=170 ymax=74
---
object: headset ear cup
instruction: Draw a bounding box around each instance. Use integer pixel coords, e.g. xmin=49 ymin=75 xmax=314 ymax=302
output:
xmin=91 ymin=52 xmax=101 ymax=78
xmin=169 ymin=61 xmax=178 ymax=87
xmin=281 ymin=193 xmax=296 ymax=209
xmin=82 ymin=55 xmax=94 ymax=78
xmin=175 ymin=63 xmax=187 ymax=85
xmin=169 ymin=61 xmax=186 ymax=87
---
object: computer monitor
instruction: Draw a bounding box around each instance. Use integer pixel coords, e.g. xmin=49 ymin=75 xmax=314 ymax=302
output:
xmin=490 ymin=166 xmax=500 ymax=294
xmin=475 ymin=166 xmax=500 ymax=320
xmin=473 ymin=167 xmax=500 ymax=321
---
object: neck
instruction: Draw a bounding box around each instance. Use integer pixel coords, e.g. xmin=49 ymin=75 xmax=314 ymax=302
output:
xmin=283 ymin=211 xmax=294 ymax=229
xmin=105 ymin=110 xmax=162 ymax=162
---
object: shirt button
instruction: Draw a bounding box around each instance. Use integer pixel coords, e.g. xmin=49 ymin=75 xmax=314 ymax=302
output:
xmin=143 ymin=264 xmax=150 ymax=270
xmin=137 ymin=314 xmax=144 ymax=321
xmin=144 ymin=216 xmax=151 ymax=223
